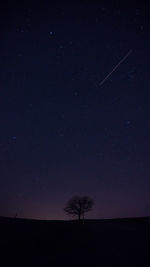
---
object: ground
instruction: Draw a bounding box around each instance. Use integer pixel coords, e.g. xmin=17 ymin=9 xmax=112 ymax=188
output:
xmin=0 ymin=216 xmax=150 ymax=266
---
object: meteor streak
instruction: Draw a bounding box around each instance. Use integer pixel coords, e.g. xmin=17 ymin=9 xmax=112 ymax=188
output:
xmin=99 ymin=49 xmax=132 ymax=86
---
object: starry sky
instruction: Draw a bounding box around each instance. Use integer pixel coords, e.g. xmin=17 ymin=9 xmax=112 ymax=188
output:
xmin=0 ymin=1 xmax=150 ymax=220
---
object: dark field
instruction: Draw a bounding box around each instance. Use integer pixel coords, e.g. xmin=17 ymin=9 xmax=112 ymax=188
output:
xmin=0 ymin=216 xmax=150 ymax=267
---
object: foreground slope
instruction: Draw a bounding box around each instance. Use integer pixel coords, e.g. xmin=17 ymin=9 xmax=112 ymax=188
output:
xmin=0 ymin=216 xmax=150 ymax=267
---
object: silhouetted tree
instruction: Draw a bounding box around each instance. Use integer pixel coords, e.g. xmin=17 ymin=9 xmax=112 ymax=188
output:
xmin=64 ymin=196 xmax=94 ymax=221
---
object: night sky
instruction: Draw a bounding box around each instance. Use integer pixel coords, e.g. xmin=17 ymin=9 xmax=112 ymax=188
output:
xmin=1 ymin=2 xmax=150 ymax=220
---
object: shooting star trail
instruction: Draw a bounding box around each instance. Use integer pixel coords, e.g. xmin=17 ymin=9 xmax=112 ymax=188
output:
xmin=99 ymin=49 xmax=133 ymax=86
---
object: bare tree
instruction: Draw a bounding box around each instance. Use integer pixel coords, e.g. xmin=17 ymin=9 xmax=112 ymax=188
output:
xmin=64 ymin=196 xmax=94 ymax=221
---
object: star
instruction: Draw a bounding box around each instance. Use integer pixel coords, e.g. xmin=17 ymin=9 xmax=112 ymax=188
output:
xmin=125 ymin=121 xmax=133 ymax=129
xmin=140 ymin=25 xmax=144 ymax=30
xmin=73 ymin=91 xmax=79 ymax=97
xmin=11 ymin=136 xmax=17 ymax=141
xmin=17 ymin=53 xmax=23 ymax=57
xmin=60 ymin=113 xmax=65 ymax=120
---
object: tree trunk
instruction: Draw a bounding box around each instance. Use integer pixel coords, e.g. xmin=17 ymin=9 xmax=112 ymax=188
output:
xmin=83 ymin=213 xmax=85 ymax=224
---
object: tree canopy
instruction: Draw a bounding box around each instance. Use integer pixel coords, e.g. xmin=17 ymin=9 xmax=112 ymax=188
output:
xmin=64 ymin=195 xmax=94 ymax=220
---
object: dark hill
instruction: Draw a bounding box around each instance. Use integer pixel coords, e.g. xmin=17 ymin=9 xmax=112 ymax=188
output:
xmin=0 ymin=216 xmax=150 ymax=267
